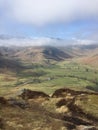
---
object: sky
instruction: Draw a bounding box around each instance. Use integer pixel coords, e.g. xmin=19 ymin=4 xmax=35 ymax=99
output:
xmin=0 ymin=0 xmax=98 ymax=46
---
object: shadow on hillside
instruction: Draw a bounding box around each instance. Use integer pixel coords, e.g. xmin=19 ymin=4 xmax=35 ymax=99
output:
xmin=0 ymin=56 xmax=25 ymax=72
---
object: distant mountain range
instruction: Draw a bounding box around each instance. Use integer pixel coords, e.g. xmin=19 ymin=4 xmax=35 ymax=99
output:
xmin=0 ymin=46 xmax=72 ymax=64
xmin=0 ymin=44 xmax=98 ymax=68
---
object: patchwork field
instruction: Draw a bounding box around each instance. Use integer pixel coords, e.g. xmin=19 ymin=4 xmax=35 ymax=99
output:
xmin=0 ymin=59 xmax=98 ymax=97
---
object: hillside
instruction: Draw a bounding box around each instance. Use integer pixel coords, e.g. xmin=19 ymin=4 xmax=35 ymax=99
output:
xmin=0 ymin=88 xmax=98 ymax=130
xmin=0 ymin=46 xmax=72 ymax=64
xmin=80 ymin=54 xmax=98 ymax=67
xmin=0 ymin=44 xmax=98 ymax=130
xmin=13 ymin=46 xmax=72 ymax=63
xmin=0 ymin=56 xmax=24 ymax=72
xmin=76 ymin=45 xmax=98 ymax=67
xmin=43 ymin=46 xmax=72 ymax=61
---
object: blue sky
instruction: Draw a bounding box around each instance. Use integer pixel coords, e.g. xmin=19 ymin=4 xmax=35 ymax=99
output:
xmin=0 ymin=0 xmax=98 ymax=46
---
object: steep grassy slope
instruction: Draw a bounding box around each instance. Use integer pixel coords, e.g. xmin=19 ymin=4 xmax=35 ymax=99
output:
xmin=0 ymin=57 xmax=23 ymax=70
xmin=10 ymin=46 xmax=72 ymax=63
xmin=78 ymin=48 xmax=98 ymax=67
xmin=80 ymin=55 xmax=98 ymax=67
xmin=0 ymin=46 xmax=73 ymax=66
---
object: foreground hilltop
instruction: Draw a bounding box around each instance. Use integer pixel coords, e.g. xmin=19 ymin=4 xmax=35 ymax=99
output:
xmin=0 ymin=88 xmax=98 ymax=130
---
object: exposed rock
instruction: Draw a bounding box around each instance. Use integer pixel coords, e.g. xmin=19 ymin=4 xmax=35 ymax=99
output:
xmin=20 ymin=89 xmax=50 ymax=100
xmin=56 ymin=99 xmax=67 ymax=108
xmin=76 ymin=125 xmax=97 ymax=130
xmin=63 ymin=122 xmax=76 ymax=130
xmin=56 ymin=106 xmax=69 ymax=113
xmin=52 ymin=88 xmax=79 ymax=98
xmin=62 ymin=116 xmax=91 ymax=126
xmin=0 ymin=97 xmax=7 ymax=105
xmin=52 ymin=88 xmax=98 ymax=98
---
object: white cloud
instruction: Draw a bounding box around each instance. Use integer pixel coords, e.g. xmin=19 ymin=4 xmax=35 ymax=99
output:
xmin=0 ymin=36 xmax=97 ymax=46
xmin=1 ymin=0 xmax=98 ymax=26
xmin=74 ymin=39 xmax=97 ymax=45
xmin=0 ymin=37 xmax=67 ymax=46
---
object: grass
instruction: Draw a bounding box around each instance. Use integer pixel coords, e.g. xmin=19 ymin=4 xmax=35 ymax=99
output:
xmin=0 ymin=103 xmax=68 ymax=130
xmin=76 ymin=95 xmax=98 ymax=118
xmin=0 ymin=60 xmax=98 ymax=96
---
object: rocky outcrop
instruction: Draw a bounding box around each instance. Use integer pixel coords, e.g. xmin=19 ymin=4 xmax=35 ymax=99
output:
xmin=20 ymin=89 xmax=50 ymax=100
xmin=0 ymin=89 xmax=98 ymax=130
xmin=52 ymin=88 xmax=98 ymax=98
xmin=56 ymin=99 xmax=67 ymax=108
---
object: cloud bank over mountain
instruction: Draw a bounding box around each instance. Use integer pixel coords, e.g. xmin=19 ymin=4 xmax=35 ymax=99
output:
xmin=0 ymin=35 xmax=97 ymax=46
